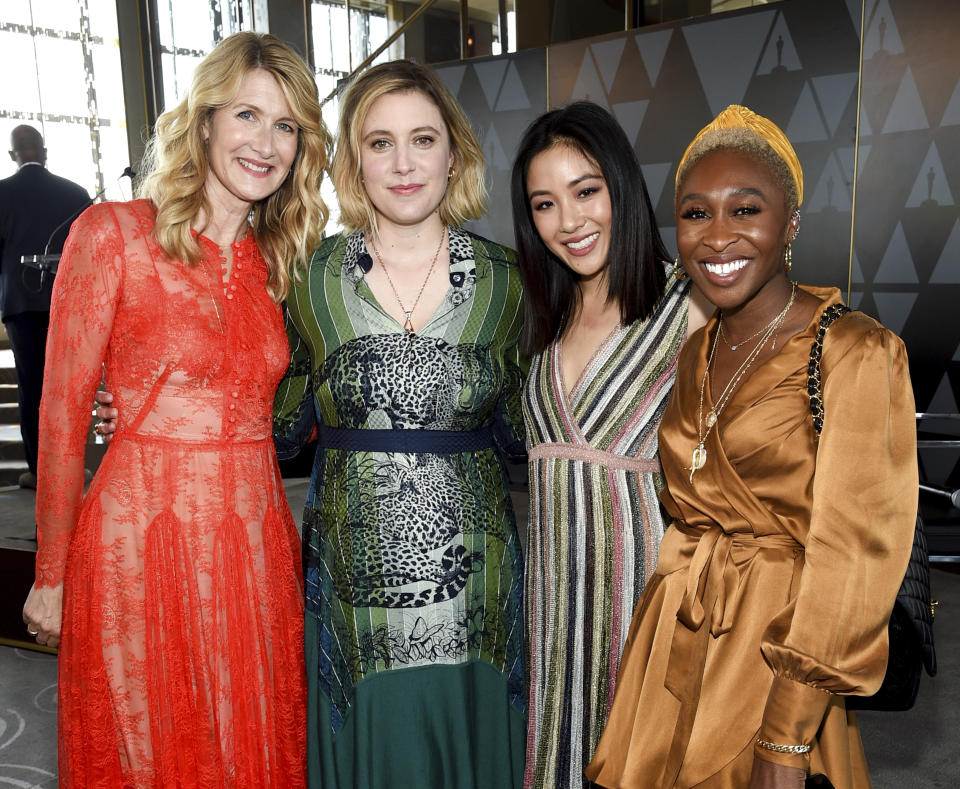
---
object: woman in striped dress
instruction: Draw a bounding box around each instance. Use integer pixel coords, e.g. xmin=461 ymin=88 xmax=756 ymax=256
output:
xmin=509 ymin=102 xmax=708 ymax=788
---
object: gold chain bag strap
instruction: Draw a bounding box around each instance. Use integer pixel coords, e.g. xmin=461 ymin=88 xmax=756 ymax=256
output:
xmin=808 ymin=304 xmax=936 ymax=711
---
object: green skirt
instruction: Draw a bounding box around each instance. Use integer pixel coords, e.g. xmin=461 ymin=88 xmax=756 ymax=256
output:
xmin=307 ymin=617 xmax=526 ymax=788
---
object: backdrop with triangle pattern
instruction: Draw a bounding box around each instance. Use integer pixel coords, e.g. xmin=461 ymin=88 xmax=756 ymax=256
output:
xmin=435 ymin=0 xmax=958 ymax=486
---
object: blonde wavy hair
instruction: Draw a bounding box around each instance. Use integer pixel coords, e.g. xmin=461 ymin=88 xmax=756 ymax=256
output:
xmin=332 ymin=60 xmax=486 ymax=234
xmin=138 ymin=32 xmax=332 ymax=301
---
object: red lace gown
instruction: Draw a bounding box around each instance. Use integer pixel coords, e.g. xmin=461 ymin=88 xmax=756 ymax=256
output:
xmin=34 ymin=199 xmax=306 ymax=787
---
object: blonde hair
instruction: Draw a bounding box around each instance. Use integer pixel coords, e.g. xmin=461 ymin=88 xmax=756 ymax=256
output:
xmin=138 ymin=32 xmax=332 ymax=301
xmin=332 ymin=60 xmax=486 ymax=234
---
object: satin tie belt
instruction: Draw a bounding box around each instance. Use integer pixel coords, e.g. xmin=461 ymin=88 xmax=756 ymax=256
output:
xmin=657 ymin=522 xmax=803 ymax=788
xmin=527 ymin=441 xmax=661 ymax=473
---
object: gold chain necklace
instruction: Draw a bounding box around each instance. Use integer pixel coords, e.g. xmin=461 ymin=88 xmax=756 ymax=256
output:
xmin=369 ymin=225 xmax=447 ymax=335
xmin=194 ymin=225 xmax=248 ymax=335
xmin=718 ymin=318 xmax=769 ymax=351
xmin=690 ymin=282 xmax=797 ymax=482
xmin=201 ymin=257 xmax=225 ymax=334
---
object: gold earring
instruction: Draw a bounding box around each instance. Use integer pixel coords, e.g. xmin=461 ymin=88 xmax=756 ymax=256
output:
xmin=674 ymin=256 xmax=688 ymax=280
xmin=784 ymin=242 xmax=792 ymax=273
xmin=448 ymin=166 xmax=455 ymax=179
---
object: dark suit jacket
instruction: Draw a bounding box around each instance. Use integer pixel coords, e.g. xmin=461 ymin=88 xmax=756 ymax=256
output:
xmin=0 ymin=163 xmax=90 ymax=320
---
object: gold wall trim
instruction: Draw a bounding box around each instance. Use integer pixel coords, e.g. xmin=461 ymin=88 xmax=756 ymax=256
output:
xmin=848 ymin=0 xmax=866 ymax=304
xmin=545 ymin=43 xmax=550 ymax=109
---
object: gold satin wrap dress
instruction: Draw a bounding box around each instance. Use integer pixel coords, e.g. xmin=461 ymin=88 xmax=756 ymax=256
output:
xmin=586 ymin=287 xmax=918 ymax=788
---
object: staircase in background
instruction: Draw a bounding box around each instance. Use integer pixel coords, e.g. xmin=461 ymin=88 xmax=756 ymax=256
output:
xmin=0 ymin=327 xmax=106 ymax=488
xmin=0 ymin=331 xmax=28 ymax=488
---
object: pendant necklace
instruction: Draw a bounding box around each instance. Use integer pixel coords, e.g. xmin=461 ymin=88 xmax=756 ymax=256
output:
xmin=689 ymin=282 xmax=797 ymax=482
xmin=369 ymin=225 xmax=447 ymax=336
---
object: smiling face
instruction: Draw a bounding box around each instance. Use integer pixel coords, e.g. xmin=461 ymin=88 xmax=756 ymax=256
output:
xmin=358 ymin=90 xmax=454 ymax=231
xmin=203 ymin=68 xmax=299 ymax=213
xmin=525 ymin=144 xmax=613 ymax=287
xmin=675 ymin=147 xmax=798 ymax=313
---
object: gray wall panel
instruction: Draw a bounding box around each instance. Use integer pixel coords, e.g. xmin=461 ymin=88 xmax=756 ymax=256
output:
xmin=444 ymin=0 xmax=959 ymax=426
xmin=434 ymin=49 xmax=548 ymax=249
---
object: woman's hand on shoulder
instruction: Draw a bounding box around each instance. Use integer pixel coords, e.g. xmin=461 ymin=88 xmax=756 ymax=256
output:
xmin=749 ymin=756 xmax=806 ymax=789
xmin=22 ymin=582 xmax=64 ymax=649
xmin=94 ymin=390 xmax=118 ymax=443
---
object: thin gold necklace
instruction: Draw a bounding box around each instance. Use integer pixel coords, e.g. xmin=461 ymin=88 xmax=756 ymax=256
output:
xmin=718 ymin=318 xmax=769 ymax=351
xmin=369 ymin=226 xmax=447 ymax=335
xmin=194 ymin=224 xmax=247 ymax=335
xmin=200 ymin=257 xmax=225 ymax=334
xmin=690 ymin=282 xmax=797 ymax=482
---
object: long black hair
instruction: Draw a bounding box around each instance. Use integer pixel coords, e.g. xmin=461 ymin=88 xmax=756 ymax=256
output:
xmin=510 ymin=101 xmax=668 ymax=355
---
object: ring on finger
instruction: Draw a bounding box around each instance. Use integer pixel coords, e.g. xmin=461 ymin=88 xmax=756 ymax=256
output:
xmin=27 ymin=628 xmax=38 ymax=636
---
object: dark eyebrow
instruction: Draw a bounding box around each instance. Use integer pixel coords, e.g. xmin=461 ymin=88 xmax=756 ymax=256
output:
xmin=678 ymin=186 xmax=767 ymax=205
xmin=528 ymin=172 xmax=604 ymax=199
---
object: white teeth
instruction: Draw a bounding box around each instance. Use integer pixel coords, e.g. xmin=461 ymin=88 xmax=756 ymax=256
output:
xmin=239 ymin=158 xmax=269 ymax=173
xmin=566 ymin=232 xmax=599 ymax=250
xmin=704 ymin=259 xmax=748 ymax=275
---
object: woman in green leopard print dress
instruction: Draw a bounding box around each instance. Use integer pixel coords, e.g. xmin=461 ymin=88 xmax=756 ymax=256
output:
xmin=273 ymin=62 xmax=527 ymax=788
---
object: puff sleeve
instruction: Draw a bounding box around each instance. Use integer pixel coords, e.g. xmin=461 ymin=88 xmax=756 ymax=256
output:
xmin=756 ymin=318 xmax=917 ymax=768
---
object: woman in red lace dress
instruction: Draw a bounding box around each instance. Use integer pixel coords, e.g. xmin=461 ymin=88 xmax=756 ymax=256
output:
xmin=21 ymin=32 xmax=330 ymax=787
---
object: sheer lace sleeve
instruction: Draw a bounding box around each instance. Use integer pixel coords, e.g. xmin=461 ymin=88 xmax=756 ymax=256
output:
xmin=35 ymin=203 xmax=124 ymax=588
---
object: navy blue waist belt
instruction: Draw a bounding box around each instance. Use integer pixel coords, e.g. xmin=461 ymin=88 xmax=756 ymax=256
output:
xmin=317 ymin=423 xmax=496 ymax=454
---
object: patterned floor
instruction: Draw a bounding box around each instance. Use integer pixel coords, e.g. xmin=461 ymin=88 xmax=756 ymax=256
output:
xmin=1 ymin=483 xmax=956 ymax=787
xmin=0 ymin=647 xmax=57 ymax=788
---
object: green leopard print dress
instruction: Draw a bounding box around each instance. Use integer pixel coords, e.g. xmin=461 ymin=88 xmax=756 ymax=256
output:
xmin=274 ymin=228 xmax=527 ymax=788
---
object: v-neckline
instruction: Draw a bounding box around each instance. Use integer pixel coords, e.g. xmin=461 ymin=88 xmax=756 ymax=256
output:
xmin=357 ymin=276 xmax=453 ymax=336
xmin=354 ymin=233 xmax=456 ymax=336
xmin=556 ymin=320 xmax=625 ymax=412
xmin=697 ymin=293 xmax=826 ymax=422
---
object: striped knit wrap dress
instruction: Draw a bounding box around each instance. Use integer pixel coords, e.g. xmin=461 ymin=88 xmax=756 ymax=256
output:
xmin=522 ymin=270 xmax=689 ymax=789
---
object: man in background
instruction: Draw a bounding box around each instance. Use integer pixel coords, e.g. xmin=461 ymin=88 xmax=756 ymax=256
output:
xmin=0 ymin=125 xmax=90 ymax=489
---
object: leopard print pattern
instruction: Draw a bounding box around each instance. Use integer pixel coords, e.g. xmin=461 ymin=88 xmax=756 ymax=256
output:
xmin=316 ymin=334 xmax=499 ymax=608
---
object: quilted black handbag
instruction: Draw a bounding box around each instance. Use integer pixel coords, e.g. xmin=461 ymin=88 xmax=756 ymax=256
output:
xmin=807 ymin=304 xmax=937 ymax=711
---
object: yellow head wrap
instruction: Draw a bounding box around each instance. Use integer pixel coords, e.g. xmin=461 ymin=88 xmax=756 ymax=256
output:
xmin=674 ymin=104 xmax=803 ymax=207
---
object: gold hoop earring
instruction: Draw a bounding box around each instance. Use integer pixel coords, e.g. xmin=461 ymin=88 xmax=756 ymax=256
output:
xmin=784 ymin=242 xmax=792 ymax=273
xmin=448 ymin=166 xmax=455 ymax=180
xmin=674 ymin=256 xmax=688 ymax=281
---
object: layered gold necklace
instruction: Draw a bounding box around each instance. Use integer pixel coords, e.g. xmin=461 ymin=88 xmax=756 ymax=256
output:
xmin=689 ymin=281 xmax=797 ymax=483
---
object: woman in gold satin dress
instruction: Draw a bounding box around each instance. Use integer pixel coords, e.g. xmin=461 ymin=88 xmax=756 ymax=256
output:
xmin=585 ymin=106 xmax=918 ymax=789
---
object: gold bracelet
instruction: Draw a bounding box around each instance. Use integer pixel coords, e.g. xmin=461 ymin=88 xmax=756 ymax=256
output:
xmin=756 ymin=737 xmax=812 ymax=754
